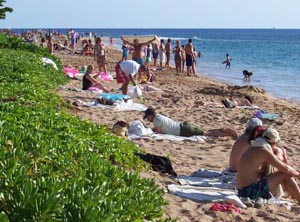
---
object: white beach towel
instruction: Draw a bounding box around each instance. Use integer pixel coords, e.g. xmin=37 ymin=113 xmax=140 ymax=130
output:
xmin=177 ymin=169 xmax=237 ymax=190
xmin=82 ymin=99 xmax=147 ymax=112
xmin=237 ymin=105 xmax=260 ymax=109
xmin=167 ymin=184 xmax=236 ymax=202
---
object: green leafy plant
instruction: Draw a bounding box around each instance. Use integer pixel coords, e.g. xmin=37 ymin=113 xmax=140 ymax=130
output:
xmin=0 ymin=33 xmax=168 ymax=221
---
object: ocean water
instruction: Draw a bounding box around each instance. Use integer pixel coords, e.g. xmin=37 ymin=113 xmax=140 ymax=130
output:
xmin=13 ymin=28 xmax=300 ymax=102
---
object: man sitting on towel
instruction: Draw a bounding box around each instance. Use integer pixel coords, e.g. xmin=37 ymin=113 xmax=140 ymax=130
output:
xmin=143 ymin=107 xmax=237 ymax=139
xmin=229 ymin=118 xmax=264 ymax=172
xmin=237 ymin=128 xmax=300 ymax=202
xmin=230 ymin=118 xmax=288 ymax=173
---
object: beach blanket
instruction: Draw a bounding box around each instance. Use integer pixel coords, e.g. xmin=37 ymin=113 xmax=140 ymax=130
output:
xmin=254 ymin=109 xmax=280 ymax=120
xmin=167 ymin=184 xmax=236 ymax=203
xmin=176 ymin=169 xmax=237 ymax=190
xmin=98 ymin=93 xmax=131 ymax=101
xmin=128 ymin=121 xmax=207 ymax=142
xmin=167 ymin=168 xmax=245 ymax=207
xmin=82 ymin=99 xmax=147 ymax=111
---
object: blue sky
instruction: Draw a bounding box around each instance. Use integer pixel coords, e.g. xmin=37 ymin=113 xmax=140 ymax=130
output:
xmin=1 ymin=0 xmax=300 ymax=29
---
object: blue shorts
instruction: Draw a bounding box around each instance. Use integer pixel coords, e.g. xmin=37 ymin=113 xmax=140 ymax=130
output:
xmin=133 ymin=58 xmax=144 ymax=65
xmin=238 ymin=176 xmax=271 ymax=200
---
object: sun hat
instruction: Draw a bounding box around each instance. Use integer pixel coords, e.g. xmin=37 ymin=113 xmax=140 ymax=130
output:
xmin=262 ymin=127 xmax=280 ymax=143
xmin=247 ymin=118 xmax=263 ymax=129
xmin=143 ymin=107 xmax=155 ymax=119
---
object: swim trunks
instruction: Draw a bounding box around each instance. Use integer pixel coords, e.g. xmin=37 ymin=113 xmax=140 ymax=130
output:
xmin=115 ymin=63 xmax=128 ymax=84
xmin=133 ymin=58 xmax=144 ymax=65
xmin=238 ymin=176 xmax=272 ymax=200
xmin=180 ymin=121 xmax=204 ymax=137
xmin=186 ymin=54 xmax=193 ymax=66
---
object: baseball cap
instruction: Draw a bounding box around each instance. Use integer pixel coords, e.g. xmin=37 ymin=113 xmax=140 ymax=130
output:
xmin=262 ymin=127 xmax=280 ymax=143
xmin=247 ymin=118 xmax=263 ymax=129
xmin=143 ymin=107 xmax=155 ymax=119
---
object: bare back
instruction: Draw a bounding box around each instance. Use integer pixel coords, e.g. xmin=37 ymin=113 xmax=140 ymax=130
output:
xmin=237 ymin=146 xmax=292 ymax=189
xmin=185 ymin=43 xmax=193 ymax=56
xmin=229 ymin=133 xmax=251 ymax=172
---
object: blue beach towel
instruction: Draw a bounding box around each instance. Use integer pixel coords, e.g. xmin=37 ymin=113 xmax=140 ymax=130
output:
xmin=261 ymin=113 xmax=280 ymax=121
xmin=98 ymin=93 xmax=130 ymax=101
xmin=254 ymin=109 xmax=279 ymax=120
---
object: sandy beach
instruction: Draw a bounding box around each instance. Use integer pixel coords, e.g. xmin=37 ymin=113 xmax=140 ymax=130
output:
xmin=55 ymin=44 xmax=300 ymax=222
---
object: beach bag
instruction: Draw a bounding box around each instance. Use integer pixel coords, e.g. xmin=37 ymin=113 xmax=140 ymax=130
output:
xmin=127 ymin=86 xmax=143 ymax=98
xmin=132 ymin=86 xmax=143 ymax=98
xmin=128 ymin=120 xmax=153 ymax=137
xmin=135 ymin=152 xmax=177 ymax=177
xmin=112 ymin=120 xmax=129 ymax=137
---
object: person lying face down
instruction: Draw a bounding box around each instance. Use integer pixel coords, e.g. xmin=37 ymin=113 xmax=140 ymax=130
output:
xmin=237 ymin=128 xmax=300 ymax=202
xmin=143 ymin=107 xmax=238 ymax=139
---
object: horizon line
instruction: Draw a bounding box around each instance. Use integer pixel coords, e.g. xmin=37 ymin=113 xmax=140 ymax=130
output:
xmin=3 ymin=27 xmax=300 ymax=30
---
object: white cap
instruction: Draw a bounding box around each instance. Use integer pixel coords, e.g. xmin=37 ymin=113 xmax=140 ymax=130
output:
xmin=262 ymin=128 xmax=281 ymax=143
xmin=247 ymin=118 xmax=263 ymax=129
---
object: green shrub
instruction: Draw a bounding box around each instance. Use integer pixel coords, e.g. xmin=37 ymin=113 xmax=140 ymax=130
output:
xmin=0 ymin=34 xmax=168 ymax=221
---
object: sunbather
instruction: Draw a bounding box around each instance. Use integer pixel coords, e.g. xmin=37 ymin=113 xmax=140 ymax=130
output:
xmin=143 ymin=107 xmax=237 ymax=139
xmin=237 ymin=128 xmax=300 ymax=202
xmin=222 ymin=95 xmax=254 ymax=108
xmin=230 ymin=118 xmax=288 ymax=172
xmin=82 ymin=65 xmax=109 ymax=92
xmin=229 ymin=118 xmax=263 ymax=172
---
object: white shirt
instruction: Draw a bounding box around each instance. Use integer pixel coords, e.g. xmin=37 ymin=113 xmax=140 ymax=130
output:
xmin=119 ymin=60 xmax=140 ymax=76
xmin=153 ymin=114 xmax=181 ymax=136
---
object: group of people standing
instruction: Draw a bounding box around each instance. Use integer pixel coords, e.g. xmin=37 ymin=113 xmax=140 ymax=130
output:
xmin=120 ymin=36 xmax=200 ymax=76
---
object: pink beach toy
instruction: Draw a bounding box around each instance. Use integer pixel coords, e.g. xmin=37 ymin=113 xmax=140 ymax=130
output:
xmin=98 ymin=72 xmax=113 ymax=81
xmin=87 ymin=87 xmax=102 ymax=93
xmin=63 ymin=67 xmax=79 ymax=78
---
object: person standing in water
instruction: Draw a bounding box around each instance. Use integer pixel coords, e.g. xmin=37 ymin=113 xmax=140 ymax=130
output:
xmin=223 ymin=53 xmax=232 ymax=68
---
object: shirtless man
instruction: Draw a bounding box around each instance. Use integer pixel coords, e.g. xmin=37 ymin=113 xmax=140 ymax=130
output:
xmin=165 ymin=38 xmax=172 ymax=70
xmin=237 ymin=128 xmax=300 ymax=202
xmin=120 ymin=36 xmax=156 ymax=65
xmin=185 ymin=39 xmax=195 ymax=76
xmin=229 ymin=118 xmax=263 ymax=172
